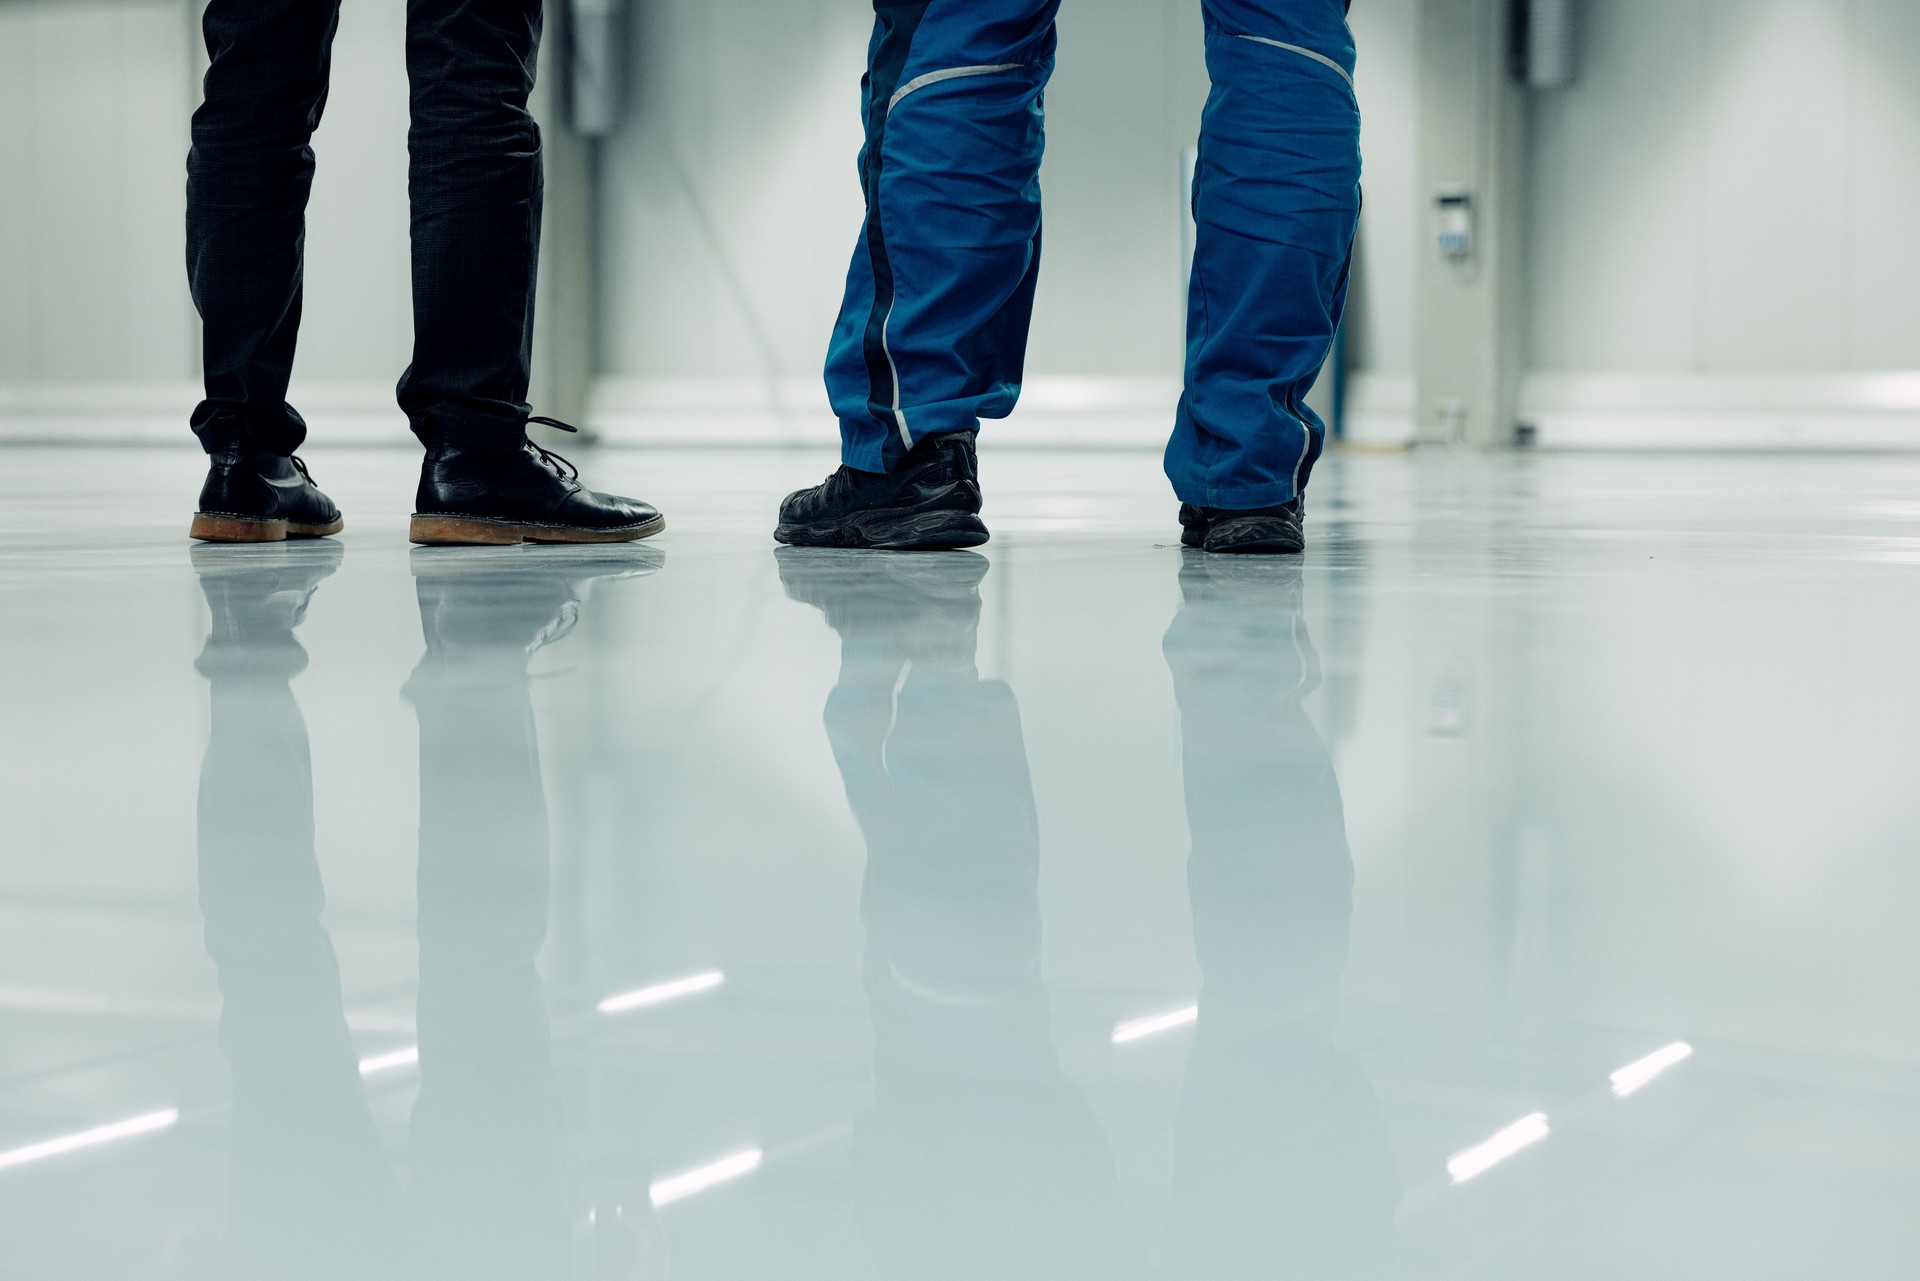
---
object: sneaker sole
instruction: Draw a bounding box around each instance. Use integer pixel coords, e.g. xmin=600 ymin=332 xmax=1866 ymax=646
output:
xmin=190 ymin=513 xmax=345 ymax=543
xmin=775 ymin=509 xmax=989 ymax=551
xmin=1205 ymin=534 xmax=1305 ymax=556
xmin=409 ymin=513 xmax=666 ymax=546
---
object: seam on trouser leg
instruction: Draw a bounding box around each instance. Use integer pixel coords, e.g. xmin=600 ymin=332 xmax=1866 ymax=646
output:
xmin=887 ymin=63 xmax=1024 ymax=115
xmin=1231 ymin=34 xmax=1355 ymax=92
xmin=878 ymin=61 xmax=1027 ymax=452
xmin=880 ymin=297 xmax=910 ymax=450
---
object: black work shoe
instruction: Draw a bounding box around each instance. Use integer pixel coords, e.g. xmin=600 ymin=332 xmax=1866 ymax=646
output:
xmin=775 ymin=432 xmax=988 ymax=550
xmin=191 ymin=436 xmax=344 ymax=543
xmin=1179 ymin=500 xmax=1305 ymax=555
xmin=411 ymin=417 xmax=664 ymax=546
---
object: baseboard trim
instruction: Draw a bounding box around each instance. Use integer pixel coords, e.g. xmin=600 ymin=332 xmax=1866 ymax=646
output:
xmin=0 ymin=382 xmax=409 ymax=446
xmin=1523 ymin=373 xmax=1920 ymax=450
xmin=10 ymin=373 xmax=1919 ymax=451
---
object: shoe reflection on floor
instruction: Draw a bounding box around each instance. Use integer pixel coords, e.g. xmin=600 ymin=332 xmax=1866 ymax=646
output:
xmin=192 ymin=544 xmax=660 ymax=1280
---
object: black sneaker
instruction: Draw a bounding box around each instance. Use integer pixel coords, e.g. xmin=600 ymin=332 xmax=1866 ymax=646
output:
xmin=411 ymin=417 xmax=664 ymax=546
xmin=191 ymin=434 xmax=344 ymax=544
xmin=1179 ymin=500 xmax=1305 ymax=555
xmin=775 ymin=433 xmax=988 ymax=550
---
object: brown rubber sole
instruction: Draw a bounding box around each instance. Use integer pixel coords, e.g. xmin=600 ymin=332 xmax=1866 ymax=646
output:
xmin=408 ymin=512 xmax=666 ymax=546
xmin=190 ymin=513 xmax=345 ymax=543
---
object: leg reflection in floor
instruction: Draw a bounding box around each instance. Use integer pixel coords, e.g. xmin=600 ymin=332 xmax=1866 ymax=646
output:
xmin=193 ymin=543 xmax=404 ymax=1279
xmin=1161 ymin=554 xmax=1399 ymax=1279
xmin=404 ymin=547 xmax=660 ymax=1279
xmin=195 ymin=544 xmax=660 ymax=1280
xmin=780 ymin=549 xmax=1152 ymax=1281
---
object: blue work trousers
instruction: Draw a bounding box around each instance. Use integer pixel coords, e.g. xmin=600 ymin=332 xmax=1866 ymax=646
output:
xmin=826 ymin=0 xmax=1361 ymax=508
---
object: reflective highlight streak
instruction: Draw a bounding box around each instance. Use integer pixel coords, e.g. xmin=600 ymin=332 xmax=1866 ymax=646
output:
xmin=1611 ymin=1041 xmax=1693 ymax=1098
xmin=1111 ymin=1004 xmax=1199 ymax=1044
xmin=0 ymin=1109 xmax=180 ymax=1173
xmin=1447 ymin=1112 xmax=1550 ymax=1184
xmin=598 ymin=969 xmax=726 ymax=1015
xmin=358 ymin=1046 xmax=420 ymax=1076
xmin=649 ymin=1149 xmax=762 ymax=1207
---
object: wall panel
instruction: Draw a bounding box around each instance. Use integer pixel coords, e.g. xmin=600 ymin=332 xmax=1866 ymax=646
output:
xmin=1528 ymin=0 xmax=1920 ymax=378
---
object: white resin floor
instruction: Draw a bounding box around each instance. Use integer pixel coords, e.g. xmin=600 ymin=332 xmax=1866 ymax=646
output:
xmin=2 ymin=444 xmax=1919 ymax=1279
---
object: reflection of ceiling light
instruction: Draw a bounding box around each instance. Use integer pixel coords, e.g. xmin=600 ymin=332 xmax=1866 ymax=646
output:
xmin=0 ymin=1109 xmax=180 ymax=1173
xmin=649 ymin=1149 xmax=763 ymax=1207
xmin=1447 ymin=1112 xmax=1550 ymax=1184
xmin=1111 ymin=1004 xmax=1199 ymax=1044
xmin=358 ymin=1046 xmax=421 ymax=1076
xmin=1610 ymin=1041 xmax=1693 ymax=1098
xmin=598 ymin=970 xmax=726 ymax=1015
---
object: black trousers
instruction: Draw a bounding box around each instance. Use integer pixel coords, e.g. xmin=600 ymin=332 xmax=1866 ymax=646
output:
xmin=188 ymin=0 xmax=545 ymax=455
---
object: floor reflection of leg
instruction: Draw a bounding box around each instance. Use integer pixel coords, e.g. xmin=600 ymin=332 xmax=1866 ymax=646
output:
xmin=781 ymin=549 xmax=1151 ymax=1281
xmin=192 ymin=546 xmax=401 ymax=1278
xmin=404 ymin=560 xmax=574 ymax=1280
xmin=1162 ymin=556 xmax=1397 ymax=1279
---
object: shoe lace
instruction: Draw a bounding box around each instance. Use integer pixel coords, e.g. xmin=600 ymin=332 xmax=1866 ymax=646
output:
xmin=824 ymin=465 xmax=862 ymax=504
xmin=290 ymin=455 xmax=317 ymax=484
xmin=526 ymin=416 xmax=582 ymax=483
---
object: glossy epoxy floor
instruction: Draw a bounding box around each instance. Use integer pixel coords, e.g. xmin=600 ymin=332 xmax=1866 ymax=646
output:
xmin=2 ymin=445 xmax=1919 ymax=1279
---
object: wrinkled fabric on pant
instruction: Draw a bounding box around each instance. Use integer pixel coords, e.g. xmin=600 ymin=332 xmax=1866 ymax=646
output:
xmin=825 ymin=0 xmax=1361 ymax=508
xmin=187 ymin=0 xmax=545 ymax=455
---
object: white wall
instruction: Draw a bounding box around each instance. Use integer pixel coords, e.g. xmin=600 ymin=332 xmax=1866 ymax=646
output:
xmin=0 ymin=0 xmax=197 ymax=387
xmin=6 ymin=0 xmax=1919 ymax=448
xmin=1524 ymin=0 xmax=1920 ymax=444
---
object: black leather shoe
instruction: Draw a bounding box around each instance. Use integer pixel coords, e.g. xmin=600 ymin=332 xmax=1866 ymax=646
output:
xmin=410 ymin=417 xmax=665 ymax=546
xmin=776 ymin=432 xmax=987 ymax=550
xmin=1179 ymin=500 xmax=1305 ymax=555
xmin=191 ymin=435 xmax=343 ymax=543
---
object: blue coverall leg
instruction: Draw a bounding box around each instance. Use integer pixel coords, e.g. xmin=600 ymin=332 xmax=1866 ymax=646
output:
xmin=1172 ymin=0 xmax=1362 ymax=509
xmin=826 ymin=0 xmax=1060 ymax=475
xmin=825 ymin=0 xmax=1360 ymax=507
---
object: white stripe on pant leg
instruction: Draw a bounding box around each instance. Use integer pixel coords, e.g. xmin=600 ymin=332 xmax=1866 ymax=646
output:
xmin=1233 ymin=35 xmax=1355 ymax=92
xmin=1289 ymin=410 xmax=1312 ymax=499
xmin=887 ymin=63 xmax=1024 ymax=115
xmin=880 ymin=298 xmax=912 ymax=449
xmin=879 ymin=62 xmax=1026 ymax=448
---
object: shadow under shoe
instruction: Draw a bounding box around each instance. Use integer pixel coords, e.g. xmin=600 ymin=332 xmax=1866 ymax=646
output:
xmin=776 ymin=432 xmax=988 ymax=551
xmin=1179 ymin=500 xmax=1305 ymax=556
xmin=192 ymin=431 xmax=344 ymax=544
xmin=411 ymin=417 xmax=664 ymax=546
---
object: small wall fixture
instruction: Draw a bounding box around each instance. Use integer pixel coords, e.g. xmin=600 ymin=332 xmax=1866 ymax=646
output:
xmin=1434 ymin=187 xmax=1475 ymax=261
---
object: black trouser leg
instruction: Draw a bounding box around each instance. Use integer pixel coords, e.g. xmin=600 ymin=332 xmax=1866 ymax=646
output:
xmin=187 ymin=0 xmax=343 ymax=455
xmin=398 ymin=0 xmax=546 ymax=450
